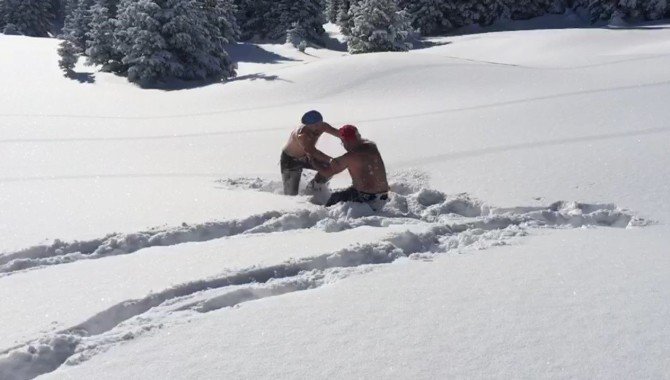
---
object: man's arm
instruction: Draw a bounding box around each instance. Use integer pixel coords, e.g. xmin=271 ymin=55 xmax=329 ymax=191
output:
xmin=297 ymin=131 xmax=333 ymax=164
xmin=314 ymin=122 xmax=340 ymax=138
xmin=318 ymin=154 xmax=350 ymax=178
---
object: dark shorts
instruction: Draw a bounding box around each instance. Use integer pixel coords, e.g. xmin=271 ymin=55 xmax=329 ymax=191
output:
xmin=325 ymin=187 xmax=389 ymax=211
xmin=280 ymin=151 xmax=317 ymax=172
xmin=280 ymin=151 xmax=329 ymax=195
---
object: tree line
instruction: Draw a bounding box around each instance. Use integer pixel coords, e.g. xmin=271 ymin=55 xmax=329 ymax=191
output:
xmin=1 ymin=0 xmax=668 ymax=85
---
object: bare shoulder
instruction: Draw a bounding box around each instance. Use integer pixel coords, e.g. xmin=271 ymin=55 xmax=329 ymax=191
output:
xmin=358 ymin=141 xmax=379 ymax=153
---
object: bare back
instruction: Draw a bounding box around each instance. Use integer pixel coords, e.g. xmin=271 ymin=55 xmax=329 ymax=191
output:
xmin=347 ymin=142 xmax=389 ymax=194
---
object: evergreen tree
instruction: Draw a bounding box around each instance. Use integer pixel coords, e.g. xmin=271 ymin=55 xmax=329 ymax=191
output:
xmin=165 ymin=0 xmax=236 ymax=80
xmin=4 ymin=24 xmax=20 ymax=35
xmin=64 ymin=0 xmax=79 ymax=17
xmin=642 ymin=0 xmax=668 ymax=19
xmin=274 ymin=0 xmax=326 ymax=42
xmin=58 ymin=39 xmax=79 ymax=74
xmin=204 ymin=0 xmax=240 ymax=43
xmin=51 ymin=0 xmax=66 ymax=26
xmin=286 ymin=21 xmax=307 ymax=48
xmin=85 ymin=2 xmax=119 ymax=68
xmin=504 ymin=0 xmax=554 ymax=20
xmin=1 ymin=0 xmax=53 ymax=36
xmin=571 ymin=0 xmax=670 ymax=21
xmin=234 ymin=0 xmax=272 ymax=40
xmin=114 ymin=0 xmax=165 ymax=83
xmin=231 ymin=0 xmax=325 ymax=42
xmin=337 ymin=0 xmax=358 ymax=35
xmin=114 ymin=0 xmax=236 ymax=84
xmin=403 ymin=0 xmax=451 ymax=36
xmin=476 ymin=0 xmax=504 ymax=25
xmin=347 ymin=0 xmax=412 ymax=54
xmin=0 ymin=1 xmax=6 ymax=31
xmin=442 ymin=0 xmax=480 ymax=27
xmin=326 ymin=0 xmax=341 ymax=23
xmin=100 ymin=0 xmax=119 ymax=17
xmin=63 ymin=0 xmax=94 ymax=47
xmin=618 ymin=0 xmax=642 ymax=19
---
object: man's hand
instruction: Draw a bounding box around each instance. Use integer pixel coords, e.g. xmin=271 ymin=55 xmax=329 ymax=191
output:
xmin=319 ymin=155 xmax=349 ymax=178
xmin=306 ymin=154 xmax=330 ymax=169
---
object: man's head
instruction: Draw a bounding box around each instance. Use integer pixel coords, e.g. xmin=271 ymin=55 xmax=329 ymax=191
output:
xmin=301 ymin=110 xmax=323 ymax=125
xmin=339 ymin=124 xmax=361 ymax=151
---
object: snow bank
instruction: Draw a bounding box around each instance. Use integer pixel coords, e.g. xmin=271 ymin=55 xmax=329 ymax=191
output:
xmin=0 ymin=177 xmax=650 ymax=378
xmin=0 ymin=176 xmax=646 ymax=276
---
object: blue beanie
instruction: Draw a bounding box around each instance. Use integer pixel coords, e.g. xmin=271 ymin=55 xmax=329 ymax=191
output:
xmin=301 ymin=110 xmax=323 ymax=125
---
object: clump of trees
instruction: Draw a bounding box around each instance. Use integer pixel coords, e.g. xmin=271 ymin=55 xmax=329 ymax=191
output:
xmin=50 ymin=0 xmax=332 ymax=84
xmin=2 ymin=0 xmax=669 ymax=83
xmin=327 ymin=0 xmax=670 ymax=39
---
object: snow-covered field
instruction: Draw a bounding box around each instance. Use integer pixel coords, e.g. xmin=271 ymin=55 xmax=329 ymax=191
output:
xmin=1 ymin=20 xmax=669 ymax=379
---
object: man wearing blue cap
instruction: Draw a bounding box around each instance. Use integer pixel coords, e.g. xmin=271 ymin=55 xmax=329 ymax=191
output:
xmin=281 ymin=110 xmax=340 ymax=195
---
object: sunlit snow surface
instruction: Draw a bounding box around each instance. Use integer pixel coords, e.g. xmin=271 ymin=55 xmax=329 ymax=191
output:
xmin=0 ymin=19 xmax=669 ymax=379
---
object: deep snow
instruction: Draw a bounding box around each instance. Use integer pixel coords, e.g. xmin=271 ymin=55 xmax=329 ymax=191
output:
xmin=0 ymin=18 xmax=669 ymax=380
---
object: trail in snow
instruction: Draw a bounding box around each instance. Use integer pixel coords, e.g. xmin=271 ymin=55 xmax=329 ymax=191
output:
xmin=0 ymin=171 xmax=651 ymax=379
xmin=0 ymin=174 xmax=648 ymax=277
xmin=0 ymin=197 xmax=646 ymax=379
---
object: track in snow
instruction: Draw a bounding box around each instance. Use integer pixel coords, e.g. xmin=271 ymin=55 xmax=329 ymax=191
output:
xmin=0 ymin=174 xmax=646 ymax=277
xmin=0 ymin=173 xmax=650 ymax=379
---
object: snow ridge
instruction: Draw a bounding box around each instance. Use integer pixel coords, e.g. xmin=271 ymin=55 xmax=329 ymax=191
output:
xmin=0 ymin=176 xmax=650 ymax=379
xmin=0 ymin=176 xmax=648 ymax=277
xmin=0 ymin=223 xmax=513 ymax=380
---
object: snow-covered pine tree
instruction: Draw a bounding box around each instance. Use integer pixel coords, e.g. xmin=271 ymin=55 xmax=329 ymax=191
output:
xmin=326 ymin=0 xmax=341 ymax=23
xmin=63 ymin=0 xmax=79 ymax=17
xmin=286 ymin=21 xmax=307 ymax=48
xmin=442 ymin=0 xmax=477 ymax=27
xmin=114 ymin=0 xmax=236 ymax=84
xmin=1 ymin=0 xmax=53 ymax=36
xmin=163 ymin=0 xmax=214 ymax=80
xmin=168 ymin=0 xmax=237 ymax=79
xmin=3 ymin=24 xmax=20 ymax=34
xmin=234 ymin=0 xmax=273 ymax=40
xmin=102 ymin=0 xmax=119 ymax=16
xmin=203 ymin=0 xmax=240 ymax=43
xmin=63 ymin=0 xmax=94 ymax=47
xmin=472 ymin=0 xmax=502 ymax=26
xmin=642 ymin=0 xmax=668 ymax=19
xmin=574 ymin=0 xmax=670 ymax=21
xmin=58 ymin=39 xmax=79 ymax=74
xmin=619 ymin=0 xmax=642 ymax=19
xmin=114 ymin=0 xmax=168 ymax=83
xmin=503 ymin=0 xmax=553 ymax=20
xmin=347 ymin=0 xmax=412 ymax=54
xmin=0 ymin=1 xmax=6 ymax=31
xmin=337 ymin=0 xmax=359 ymax=35
xmin=273 ymin=0 xmax=326 ymax=42
xmin=50 ymin=0 xmax=66 ymax=26
xmin=402 ymin=0 xmax=451 ymax=36
xmin=573 ymin=0 xmax=625 ymax=22
xmin=85 ymin=2 xmax=119 ymax=68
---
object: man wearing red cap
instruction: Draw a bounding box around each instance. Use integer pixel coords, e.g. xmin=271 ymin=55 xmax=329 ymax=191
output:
xmin=281 ymin=110 xmax=340 ymax=195
xmin=318 ymin=125 xmax=390 ymax=211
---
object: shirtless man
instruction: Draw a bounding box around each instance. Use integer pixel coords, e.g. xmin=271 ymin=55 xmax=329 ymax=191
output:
xmin=281 ymin=110 xmax=340 ymax=195
xmin=318 ymin=125 xmax=390 ymax=211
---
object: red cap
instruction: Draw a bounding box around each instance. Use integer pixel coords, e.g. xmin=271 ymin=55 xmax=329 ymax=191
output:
xmin=339 ymin=125 xmax=359 ymax=142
